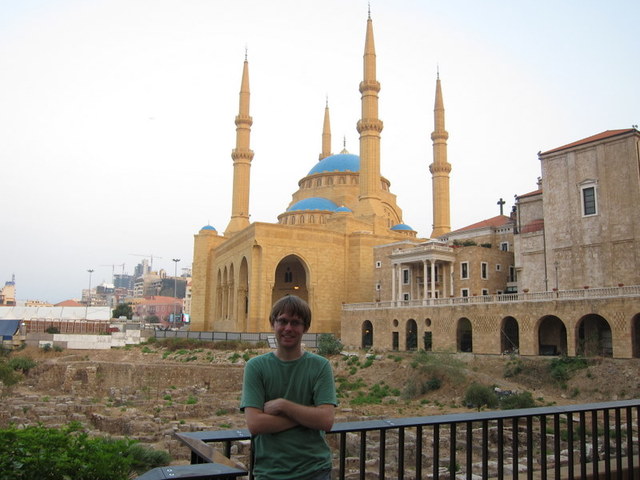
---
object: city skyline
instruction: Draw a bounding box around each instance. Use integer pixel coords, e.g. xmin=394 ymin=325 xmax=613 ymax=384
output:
xmin=1 ymin=0 xmax=638 ymax=303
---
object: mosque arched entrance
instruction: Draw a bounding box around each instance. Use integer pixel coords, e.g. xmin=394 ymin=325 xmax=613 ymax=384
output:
xmin=406 ymin=319 xmax=418 ymax=351
xmin=457 ymin=318 xmax=473 ymax=352
xmin=238 ymin=257 xmax=249 ymax=330
xmin=577 ymin=314 xmax=612 ymax=357
xmin=500 ymin=317 xmax=519 ymax=354
xmin=537 ymin=316 xmax=567 ymax=355
xmin=633 ymin=314 xmax=640 ymax=358
xmin=271 ymin=255 xmax=309 ymax=306
xmin=362 ymin=321 xmax=373 ymax=349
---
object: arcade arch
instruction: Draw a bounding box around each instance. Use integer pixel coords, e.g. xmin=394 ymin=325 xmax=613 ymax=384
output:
xmin=406 ymin=319 xmax=418 ymax=350
xmin=500 ymin=316 xmax=519 ymax=354
xmin=362 ymin=320 xmax=373 ymax=349
xmin=576 ymin=314 xmax=612 ymax=357
xmin=457 ymin=318 xmax=472 ymax=352
xmin=271 ymin=255 xmax=309 ymax=306
xmin=538 ymin=316 xmax=567 ymax=355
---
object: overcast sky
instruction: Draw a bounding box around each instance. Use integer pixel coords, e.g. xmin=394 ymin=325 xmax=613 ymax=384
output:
xmin=1 ymin=0 xmax=638 ymax=304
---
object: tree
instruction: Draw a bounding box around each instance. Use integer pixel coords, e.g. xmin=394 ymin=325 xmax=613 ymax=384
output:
xmin=112 ymin=303 xmax=134 ymax=320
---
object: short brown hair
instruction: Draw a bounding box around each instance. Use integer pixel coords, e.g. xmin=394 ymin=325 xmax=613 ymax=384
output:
xmin=269 ymin=295 xmax=311 ymax=330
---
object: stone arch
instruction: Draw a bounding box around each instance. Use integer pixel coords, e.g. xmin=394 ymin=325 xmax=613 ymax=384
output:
xmin=633 ymin=313 xmax=640 ymax=358
xmin=456 ymin=318 xmax=473 ymax=352
xmin=362 ymin=320 xmax=373 ymax=349
xmin=576 ymin=314 xmax=612 ymax=357
xmin=238 ymin=257 xmax=249 ymax=330
xmin=227 ymin=263 xmax=235 ymax=321
xmin=215 ymin=269 xmax=223 ymax=319
xmin=271 ymin=254 xmax=310 ymax=306
xmin=500 ymin=316 xmax=519 ymax=354
xmin=406 ymin=319 xmax=418 ymax=350
xmin=222 ymin=266 xmax=229 ymax=319
xmin=537 ymin=315 xmax=567 ymax=356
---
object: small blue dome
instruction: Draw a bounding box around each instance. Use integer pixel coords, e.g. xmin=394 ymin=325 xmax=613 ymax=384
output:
xmin=335 ymin=206 xmax=352 ymax=213
xmin=200 ymin=225 xmax=217 ymax=231
xmin=391 ymin=223 xmax=414 ymax=231
xmin=308 ymin=153 xmax=360 ymax=175
xmin=288 ymin=197 xmax=339 ymax=212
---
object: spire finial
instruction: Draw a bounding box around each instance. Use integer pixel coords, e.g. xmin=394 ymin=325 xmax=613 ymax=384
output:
xmin=325 ymin=94 xmax=328 ymax=108
xmin=244 ymin=45 xmax=248 ymax=61
xmin=368 ymin=2 xmax=371 ymax=19
xmin=437 ymin=64 xmax=440 ymax=80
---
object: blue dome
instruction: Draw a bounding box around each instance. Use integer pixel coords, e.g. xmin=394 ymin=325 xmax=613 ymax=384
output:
xmin=391 ymin=223 xmax=414 ymax=231
xmin=335 ymin=206 xmax=352 ymax=213
xmin=288 ymin=197 xmax=339 ymax=212
xmin=200 ymin=225 xmax=217 ymax=231
xmin=308 ymin=153 xmax=360 ymax=175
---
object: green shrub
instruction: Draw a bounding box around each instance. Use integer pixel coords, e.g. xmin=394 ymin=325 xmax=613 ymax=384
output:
xmin=499 ymin=391 xmax=536 ymax=409
xmin=45 ymin=326 xmax=60 ymax=334
xmin=0 ymin=362 xmax=21 ymax=387
xmin=7 ymin=356 xmax=37 ymax=375
xmin=316 ymin=334 xmax=343 ymax=356
xmin=548 ymin=356 xmax=589 ymax=383
xmin=0 ymin=423 xmax=170 ymax=480
xmin=464 ymin=383 xmax=498 ymax=410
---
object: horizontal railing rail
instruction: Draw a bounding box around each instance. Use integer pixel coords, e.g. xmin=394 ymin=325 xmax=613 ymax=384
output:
xmin=175 ymin=399 xmax=640 ymax=479
xmin=343 ymin=285 xmax=640 ymax=311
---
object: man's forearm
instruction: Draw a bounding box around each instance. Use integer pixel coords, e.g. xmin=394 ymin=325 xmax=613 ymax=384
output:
xmin=264 ymin=399 xmax=335 ymax=432
xmin=244 ymin=407 xmax=297 ymax=435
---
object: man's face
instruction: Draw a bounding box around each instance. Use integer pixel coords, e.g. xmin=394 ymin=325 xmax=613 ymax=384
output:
xmin=272 ymin=311 xmax=307 ymax=349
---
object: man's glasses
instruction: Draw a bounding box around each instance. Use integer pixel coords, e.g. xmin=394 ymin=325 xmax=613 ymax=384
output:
xmin=275 ymin=318 xmax=305 ymax=328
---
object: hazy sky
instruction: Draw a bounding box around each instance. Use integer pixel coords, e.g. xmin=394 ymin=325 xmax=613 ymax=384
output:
xmin=1 ymin=0 xmax=638 ymax=303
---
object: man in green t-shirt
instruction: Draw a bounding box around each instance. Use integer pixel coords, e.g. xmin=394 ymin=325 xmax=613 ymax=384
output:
xmin=240 ymin=295 xmax=337 ymax=480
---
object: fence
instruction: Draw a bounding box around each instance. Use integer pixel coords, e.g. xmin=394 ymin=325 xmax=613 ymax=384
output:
xmin=151 ymin=329 xmax=323 ymax=349
xmin=175 ymin=399 xmax=640 ymax=480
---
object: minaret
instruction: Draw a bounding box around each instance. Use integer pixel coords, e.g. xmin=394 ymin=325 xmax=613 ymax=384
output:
xmin=354 ymin=10 xmax=384 ymax=219
xmin=225 ymin=54 xmax=254 ymax=236
xmin=319 ymin=99 xmax=332 ymax=160
xmin=429 ymin=71 xmax=451 ymax=238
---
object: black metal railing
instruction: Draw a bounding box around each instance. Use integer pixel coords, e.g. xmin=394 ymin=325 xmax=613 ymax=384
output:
xmin=174 ymin=399 xmax=639 ymax=479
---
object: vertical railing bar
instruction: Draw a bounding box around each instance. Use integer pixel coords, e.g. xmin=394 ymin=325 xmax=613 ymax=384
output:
xmin=359 ymin=431 xmax=367 ymax=480
xmin=526 ymin=416 xmax=533 ymax=480
xmin=567 ymin=412 xmax=574 ymax=480
xmin=580 ymin=411 xmax=587 ymax=479
xmin=497 ymin=418 xmax=504 ymax=480
xmin=416 ymin=425 xmax=423 ymax=480
xmin=466 ymin=421 xmax=473 ymax=480
xmin=553 ymin=414 xmax=561 ymax=480
xmin=614 ymin=407 xmax=622 ymax=480
xmin=398 ymin=426 xmax=405 ymax=480
xmin=626 ymin=406 xmax=634 ymax=479
xmin=450 ymin=422 xmax=457 ymax=480
xmin=539 ymin=415 xmax=547 ymax=480
xmin=434 ymin=424 xmax=440 ymax=480
xmin=603 ymin=409 xmax=611 ymax=479
xmin=339 ymin=431 xmax=346 ymax=480
xmin=379 ymin=428 xmax=386 ymax=480
xmin=482 ymin=420 xmax=489 ymax=480
xmin=591 ymin=409 xmax=599 ymax=480
xmin=249 ymin=436 xmax=255 ymax=480
xmin=512 ymin=417 xmax=519 ymax=480
xmin=224 ymin=440 xmax=232 ymax=460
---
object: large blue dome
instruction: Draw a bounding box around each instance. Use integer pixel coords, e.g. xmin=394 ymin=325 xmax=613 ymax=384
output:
xmin=391 ymin=223 xmax=414 ymax=231
xmin=308 ymin=153 xmax=360 ymax=175
xmin=287 ymin=197 xmax=340 ymax=212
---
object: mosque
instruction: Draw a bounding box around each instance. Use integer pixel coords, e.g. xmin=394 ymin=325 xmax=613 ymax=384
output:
xmin=190 ymin=13 xmax=450 ymax=333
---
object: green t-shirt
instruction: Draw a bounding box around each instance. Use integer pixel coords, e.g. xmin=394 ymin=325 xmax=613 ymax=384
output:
xmin=240 ymin=351 xmax=337 ymax=480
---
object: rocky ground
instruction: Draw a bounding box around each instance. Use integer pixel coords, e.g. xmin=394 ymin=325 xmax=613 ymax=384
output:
xmin=2 ymin=343 xmax=639 ymax=468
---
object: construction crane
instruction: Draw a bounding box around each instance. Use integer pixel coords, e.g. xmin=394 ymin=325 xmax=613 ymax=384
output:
xmin=129 ymin=254 xmax=163 ymax=272
xmin=100 ymin=263 xmax=125 ymax=281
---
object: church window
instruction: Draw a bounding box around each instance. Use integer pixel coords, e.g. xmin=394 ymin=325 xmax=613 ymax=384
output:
xmin=290 ymin=216 xmax=295 ymax=225
xmin=299 ymin=215 xmax=305 ymax=224
xmin=316 ymin=178 xmax=322 ymax=187
xmin=402 ymin=269 xmax=410 ymax=284
xmin=461 ymin=262 xmax=469 ymax=279
xmin=284 ymin=268 xmax=293 ymax=283
xmin=309 ymin=215 xmax=315 ymax=223
xmin=375 ymin=260 xmax=382 ymax=268
xmin=481 ymin=262 xmax=488 ymax=279
xmin=327 ymin=177 xmax=334 ymax=185
xmin=581 ymin=185 xmax=597 ymax=216
xmin=500 ymin=242 xmax=509 ymax=251
xmin=339 ymin=176 xmax=345 ymax=184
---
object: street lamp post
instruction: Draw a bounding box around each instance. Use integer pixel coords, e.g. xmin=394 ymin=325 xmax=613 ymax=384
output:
xmin=85 ymin=269 xmax=94 ymax=320
xmin=172 ymin=259 xmax=180 ymax=325
xmin=554 ymin=261 xmax=559 ymax=290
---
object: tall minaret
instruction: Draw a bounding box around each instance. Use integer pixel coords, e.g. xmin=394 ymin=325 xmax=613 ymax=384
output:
xmin=319 ymin=99 xmax=332 ymax=160
xmin=429 ymin=71 xmax=451 ymax=238
xmin=225 ymin=54 xmax=254 ymax=236
xmin=354 ymin=10 xmax=384 ymax=219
